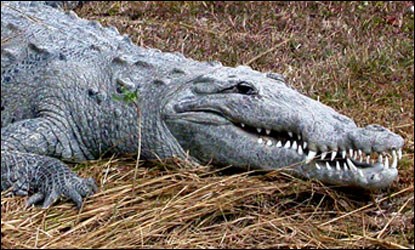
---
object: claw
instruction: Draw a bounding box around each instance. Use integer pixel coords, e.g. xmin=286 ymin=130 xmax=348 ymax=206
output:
xmin=42 ymin=190 xmax=59 ymax=209
xmin=26 ymin=193 xmax=45 ymax=208
xmin=65 ymin=189 xmax=84 ymax=210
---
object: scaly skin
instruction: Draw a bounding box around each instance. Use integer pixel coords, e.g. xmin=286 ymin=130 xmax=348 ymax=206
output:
xmin=1 ymin=2 xmax=404 ymax=209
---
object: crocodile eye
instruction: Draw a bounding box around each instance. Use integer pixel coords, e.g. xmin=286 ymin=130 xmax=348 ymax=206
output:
xmin=220 ymin=81 xmax=257 ymax=95
xmin=236 ymin=81 xmax=257 ymax=95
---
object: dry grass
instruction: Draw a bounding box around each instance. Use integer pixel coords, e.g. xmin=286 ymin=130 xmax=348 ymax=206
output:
xmin=2 ymin=157 xmax=413 ymax=248
xmin=1 ymin=1 xmax=414 ymax=249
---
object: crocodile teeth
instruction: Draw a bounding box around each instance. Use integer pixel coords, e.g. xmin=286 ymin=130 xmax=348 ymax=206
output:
xmin=343 ymin=162 xmax=349 ymax=171
xmin=342 ymin=150 xmax=346 ymax=159
xmin=398 ymin=148 xmax=402 ymax=160
xmin=297 ymin=145 xmax=303 ymax=155
xmin=366 ymin=155 xmax=370 ymax=164
xmin=291 ymin=141 xmax=298 ymax=150
xmin=241 ymin=123 xmax=245 ymax=128
xmin=257 ymin=128 xmax=262 ymax=133
xmin=315 ymin=163 xmax=321 ymax=170
xmin=265 ymin=129 xmax=271 ymax=135
xmin=284 ymin=140 xmax=291 ymax=148
xmin=353 ymin=150 xmax=359 ymax=160
xmin=349 ymin=149 xmax=354 ymax=158
xmin=257 ymin=138 xmax=264 ymax=144
xmin=346 ymin=158 xmax=358 ymax=172
xmin=276 ymin=141 xmax=282 ymax=147
xmin=266 ymin=140 xmax=272 ymax=146
xmin=330 ymin=151 xmax=337 ymax=161
xmin=297 ymin=134 xmax=302 ymax=140
xmin=320 ymin=152 xmax=328 ymax=160
xmin=358 ymin=149 xmax=363 ymax=157
xmin=288 ymin=132 xmax=293 ymax=137
xmin=325 ymin=162 xmax=332 ymax=170
xmin=392 ymin=150 xmax=397 ymax=169
xmin=303 ymin=141 xmax=307 ymax=149
xmin=384 ymin=156 xmax=389 ymax=168
xmin=305 ymin=150 xmax=317 ymax=163
xmin=378 ymin=154 xmax=383 ymax=163
xmin=336 ymin=161 xmax=341 ymax=171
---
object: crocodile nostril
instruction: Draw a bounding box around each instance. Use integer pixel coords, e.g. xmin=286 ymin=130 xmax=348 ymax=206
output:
xmin=366 ymin=124 xmax=387 ymax=132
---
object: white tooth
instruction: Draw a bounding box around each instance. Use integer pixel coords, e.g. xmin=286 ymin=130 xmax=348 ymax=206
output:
xmin=392 ymin=150 xmax=398 ymax=169
xmin=297 ymin=145 xmax=303 ymax=155
xmin=342 ymin=150 xmax=346 ymax=159
xmin=343 ymin=162 xmax=349 ymax=171
xmin=291 ymin=141 xmax=298 ymax=150
xmin=331 ymin=151 xmax=337 ymax=161
xmin=241 ymin=123 xmax=245 ymax=128
xmin=358 ymin=149 xmax=363 ymax=157
xmin=384 ymin=156 xmax=389 ymax=168
xmin=303 ymin=141 xmax=308 ymax=149
xmin=257 ymin=128 xmax=262 ymax=133
xmin=351 ymin=165 xmax=358 ymax=172
xmin=276 ymin=141 xmax=282 ymax=147
xmin=336 ymin=161 xmax=341 ymax=171
xmin=288 ymin=131 xmax=293 ymax=137
xmin=346 ymin=158 xmax=358 ymax=172
xmin=325 ymin=162 xmax=332 ymax=170
xmin=315 ymin=163 xmax=321 ymax=170
xmin=258 ymin=138 xmax=264 ymax=144
xmin=297 ymin=134 xmax=302 ymax=140
xmin=353 ymin=150 xmax=358 ymax=160
xmin=306 ymin=150 xmax=317 ymax=163
xmin=358 ymin=169 xmax=364 ymax=178
xmin=366 ymin=155 xmax=370 ymax=164
xmin=378 ymin=154 xmax=383 ymax=163
xmin=320 ymin=152 xmax=328 ymax=160
xmin=284 ymin=140 xmax=291 ymax=148
xmin=398 ymin=148 xmax=402 ymax=160
xmin=266 ymin=140 xmax=272 ymax=146
xmin=265 ymin=129 xmax=271 ymax=135
xmin=349 ymin=149 xmax=354 ymax=158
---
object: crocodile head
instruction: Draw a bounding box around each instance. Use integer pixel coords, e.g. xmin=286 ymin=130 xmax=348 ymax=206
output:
xmin=159 ymin=65 xmax=404 ymax=190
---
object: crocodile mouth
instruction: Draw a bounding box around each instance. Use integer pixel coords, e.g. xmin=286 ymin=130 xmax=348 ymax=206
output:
xmin=170 ymin=109 xmax=403 ymax=187
xmin=233 ymin=122 xmax=403 ymax=182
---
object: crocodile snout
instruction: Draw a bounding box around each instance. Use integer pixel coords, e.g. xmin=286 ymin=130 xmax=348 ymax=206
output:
xmin=347 ymin=124 xmax=404 ymax=154
xmin=298 ymin=123 xmax=404 ymax=190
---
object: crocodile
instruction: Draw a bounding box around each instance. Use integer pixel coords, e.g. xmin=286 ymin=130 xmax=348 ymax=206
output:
xmin=1 ymin=2 xmax=404 ymax=209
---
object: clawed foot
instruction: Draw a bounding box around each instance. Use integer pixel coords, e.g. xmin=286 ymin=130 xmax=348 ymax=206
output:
xmin=26 ymin=176 xmax=98 ymax=209
xmin=1 ymin=151 xmax=99 ymax=210
xmin=5 ymin=174 xmax=98 ymax=209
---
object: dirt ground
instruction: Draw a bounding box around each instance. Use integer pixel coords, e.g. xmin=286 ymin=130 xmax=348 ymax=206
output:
xmin=1 ymin=1 xmax=414 ymax=248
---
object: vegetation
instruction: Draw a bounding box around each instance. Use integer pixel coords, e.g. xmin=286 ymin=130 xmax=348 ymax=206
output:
xmin=2 ymin=1 xmax=413 ymax=248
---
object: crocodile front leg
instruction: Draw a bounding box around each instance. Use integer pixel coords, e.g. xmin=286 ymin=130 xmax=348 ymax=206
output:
xmin=1 ymin=118 xmax=98 ymax=209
